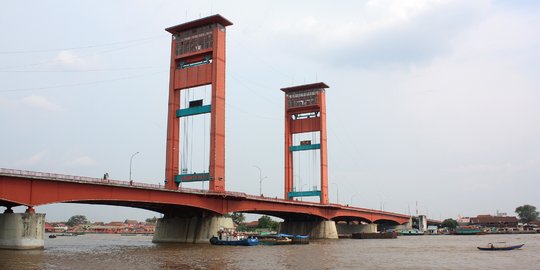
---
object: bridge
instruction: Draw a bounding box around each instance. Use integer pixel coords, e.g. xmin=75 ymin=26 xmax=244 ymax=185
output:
xmin=0 ymin=14 xmax=413 ymax=249
xmin=0 ymin=168 xmax=410 ymax=248
xmin=0 ymin=169 xmax=409 ymax=223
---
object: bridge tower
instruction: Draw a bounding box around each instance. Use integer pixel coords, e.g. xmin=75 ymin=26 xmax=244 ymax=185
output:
xmin=281 ymin=82 xmax=330 ymax=204
xmin=164 ymin=15 xmax=233 ymax=191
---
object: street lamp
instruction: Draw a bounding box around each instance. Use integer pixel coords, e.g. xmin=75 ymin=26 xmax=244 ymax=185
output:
xmin=129 ymin=151 xmax=140 ymax=183
xmin=331 ymin=182 xmax=339 ymax=204
xmin=300 ymin=184 xmax=308 ymax=202
xmin=350 ymin=193 xmax=359 ymax=206
xmin=253 ymin=165 xmax=267 ymax=196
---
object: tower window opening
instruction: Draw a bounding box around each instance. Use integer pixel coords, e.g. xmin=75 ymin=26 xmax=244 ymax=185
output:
xmin=287 ymin=89 xmax=319 ymax=108
xmin=189 ymin=99 xmax=203 ymax=108
xmin=174 ymin=24 xmax=223 ymax=55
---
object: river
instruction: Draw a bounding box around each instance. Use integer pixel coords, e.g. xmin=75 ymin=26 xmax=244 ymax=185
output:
xmin=1 ymin=233 xmax=539 ymax=269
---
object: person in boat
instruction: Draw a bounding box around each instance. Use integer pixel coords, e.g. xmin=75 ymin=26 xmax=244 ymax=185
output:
xmin=489 ymin=243 xmax=494 ymax=249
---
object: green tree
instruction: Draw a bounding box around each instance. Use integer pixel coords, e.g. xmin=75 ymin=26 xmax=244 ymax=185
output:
xmin=515 ymin=204 xmax=539 ymax=223
xmin=145 ymin=217 xmax=158 ymax=223
xmin=65 ymin=215 xmax=89 ymax=227
xmin=441 ymin=218 xmax=458 ymax=229
xmin=230 ymin=212 xmax=245 ymax=225
xmin=257 ymin=215 xmax=279 ymax=231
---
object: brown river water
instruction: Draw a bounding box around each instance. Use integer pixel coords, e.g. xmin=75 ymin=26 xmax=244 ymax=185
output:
xmin=0 ymin=233 xmax=539 ymax=270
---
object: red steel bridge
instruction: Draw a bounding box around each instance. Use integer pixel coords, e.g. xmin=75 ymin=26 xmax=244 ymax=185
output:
xmin=0 ymin=168 xmax=409 ymax=225
xmin=1 ymin=15 xmax=413 ymax=246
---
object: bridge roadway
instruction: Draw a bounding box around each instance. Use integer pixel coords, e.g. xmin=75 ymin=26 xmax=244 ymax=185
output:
xmin=0 ymin=168 xmax=409 ymax=224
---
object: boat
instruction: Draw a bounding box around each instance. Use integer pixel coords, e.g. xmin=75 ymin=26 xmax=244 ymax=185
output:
xmin=258 ymin=234 xmax=309 ymax=245
xmin=455 ymin=226 xmax=483 ymax=235
xmin=259 ymin=237 xmax=292 ymax=245
xmin=258 ymin=234 xmax=293 ymax=245
xmin=352 ymin=232 xmax=398 ymax=239
xmin=209 ymin=236 xmax=259 ymax=246
xmin=291 ymin=235 xmax=310 ymax=245
xmin=477 ymin=243 xmax=524 ymax=251
xmin=399 ymin=229 xmax=424 ymax=236
xmin=48 ymin=234 xmax=57 ymax=239
xmin=56 ymin=233 xmax=76 ymax=236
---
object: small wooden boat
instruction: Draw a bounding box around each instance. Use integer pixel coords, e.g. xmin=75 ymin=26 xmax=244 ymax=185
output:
xmin=477 ymin=243 xmax=524 ymax=251
xmin=57 ymin=233 xmax=76 ymax=236
xmin=259 ymin=235 xmax=292 ymax=245
xmin=399 ymin=229 xmax=424 ymax=236
xmin=209 ymin=236 xmax=259 ymax=246
xmin=291 ymin=235 xmax=310 ymax=245
xmin=258 ymin=234 xmax=310 ymax=245
xmin=352 ymin=232 xmax=398 ymax=239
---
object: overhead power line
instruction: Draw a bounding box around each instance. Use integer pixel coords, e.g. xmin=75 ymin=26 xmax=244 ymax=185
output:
xmin=0 ymin=71 xmax=166 ymax=93
xmin=0 ymin=36 xmax=166 ymax=70
xmin=0 ymin=66 xmax=165 ymax=73
xmin=0 ymin=35 xmax=164 ymax=54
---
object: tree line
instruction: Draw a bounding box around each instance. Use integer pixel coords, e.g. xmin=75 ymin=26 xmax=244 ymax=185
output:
xmin=441 ymin=204 xmax=539 ymax=229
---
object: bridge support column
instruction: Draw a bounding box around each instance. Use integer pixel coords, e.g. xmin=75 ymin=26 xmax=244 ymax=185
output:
xmin=336 ymin=223 xmax=377 ymax=237
xmin=152 ymin=214 xmax=234 ymax=244
xmin=0 ymin=207 xmax=45 ymax=250
xmin=279 ymin=220 xmax=338 ymax=239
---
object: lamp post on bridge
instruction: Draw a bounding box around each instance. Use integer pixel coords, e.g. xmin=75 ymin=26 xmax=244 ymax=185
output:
xmin=331 ymin=182 xmax=339 ymax=204
xmin=300 ymin=183 xmax=309 ymax=201
xmin=129 ymin=151 xmax=139 ymax=184
xmin=350 ymin=193 xmax=360 ymax=207
xmin=253 ymin=165 xmax=267 ymax=196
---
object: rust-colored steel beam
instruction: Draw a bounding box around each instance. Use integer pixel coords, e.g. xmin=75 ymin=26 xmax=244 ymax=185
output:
xmin=0 ymin=172 xmax=410 ymax=224
xmin=164 ymin=15 xmax=232 ymax=192
xmin=281 ymin=83 xmax=330 ymax=204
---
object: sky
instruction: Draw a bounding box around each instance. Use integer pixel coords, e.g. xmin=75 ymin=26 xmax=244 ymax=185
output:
xmin=1 ymin=0 xmax=539 ymax=222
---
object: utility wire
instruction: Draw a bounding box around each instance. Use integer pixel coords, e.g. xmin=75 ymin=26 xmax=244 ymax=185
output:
xmin=0 ymin=38 xmax=163 ymax=70
xmin=0 ymin=71 xmax=166 ymax=93
xmin=0 ymin=66 xmax=164 ymax=73
xmin=0 ymin=35 xmax=163 ymax=54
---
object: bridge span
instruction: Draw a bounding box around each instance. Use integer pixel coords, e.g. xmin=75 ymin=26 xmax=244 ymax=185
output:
xmin=1 ymin=168 xmax=409 ymax=223
xmin=0 ymin=168 xmax=410 ymax=248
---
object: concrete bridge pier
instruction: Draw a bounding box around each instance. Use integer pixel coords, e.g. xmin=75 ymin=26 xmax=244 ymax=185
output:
xmin=335 ymin=222 xmax=378 ymax=236
xmin=0 ymin=207 xmax=45 ymax=250
xmin=152 ymin=212 xmax=234 ymax=244
xmin=279 ymin=219 xmax=338 ymax=239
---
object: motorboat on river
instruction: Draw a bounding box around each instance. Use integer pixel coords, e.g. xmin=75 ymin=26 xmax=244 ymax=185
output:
xmin=209 ymin=236 xmax=259 ymax=246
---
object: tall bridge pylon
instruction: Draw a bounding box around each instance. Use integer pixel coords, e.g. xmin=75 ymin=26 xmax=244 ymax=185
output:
xmin=164 ymin=15 xmax=233 ymax=191
xmin=281 ymin=82 xmax=330 ymax=204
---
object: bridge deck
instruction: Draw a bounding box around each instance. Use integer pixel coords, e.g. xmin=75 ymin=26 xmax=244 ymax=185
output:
xmin=0 ymin=168 xmax=410 ymax=224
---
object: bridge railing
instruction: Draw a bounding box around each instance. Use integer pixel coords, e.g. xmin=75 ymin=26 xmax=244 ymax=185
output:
xmin=0 ymin=168 xmax=165 ymax=190
xmin=0 ymin=168 xmax=256 ymax=197
xmin=1 ymin=168 xmax=409 ymax=217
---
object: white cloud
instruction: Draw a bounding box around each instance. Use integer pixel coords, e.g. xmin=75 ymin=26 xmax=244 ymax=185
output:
xmin=448 ymin=161 xmax=533 ymax=174
xmin=54 ymin=50 xmax=99 ymax=69
xmin=21 ymin=151 xmax=48 ymax=165
xmin=0 ymin=96 xmax=17 ymax=109
xmin=264 ymin=1 xmax=489 ymax=68
xmin=22 ymin=95 xmax=64 ymax=112
xmin=68 ymin=155 xmax=96 ymax=166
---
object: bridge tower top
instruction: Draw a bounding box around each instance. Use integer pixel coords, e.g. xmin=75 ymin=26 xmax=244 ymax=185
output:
xmin=281 ymin=82 xmax=330 ymax=204
xmin=164 ymin=14 xmax=233 ymax=191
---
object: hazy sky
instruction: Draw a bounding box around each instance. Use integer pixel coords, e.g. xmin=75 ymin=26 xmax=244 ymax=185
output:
xmin=1 ymin=0 xmax=539 ymax=222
